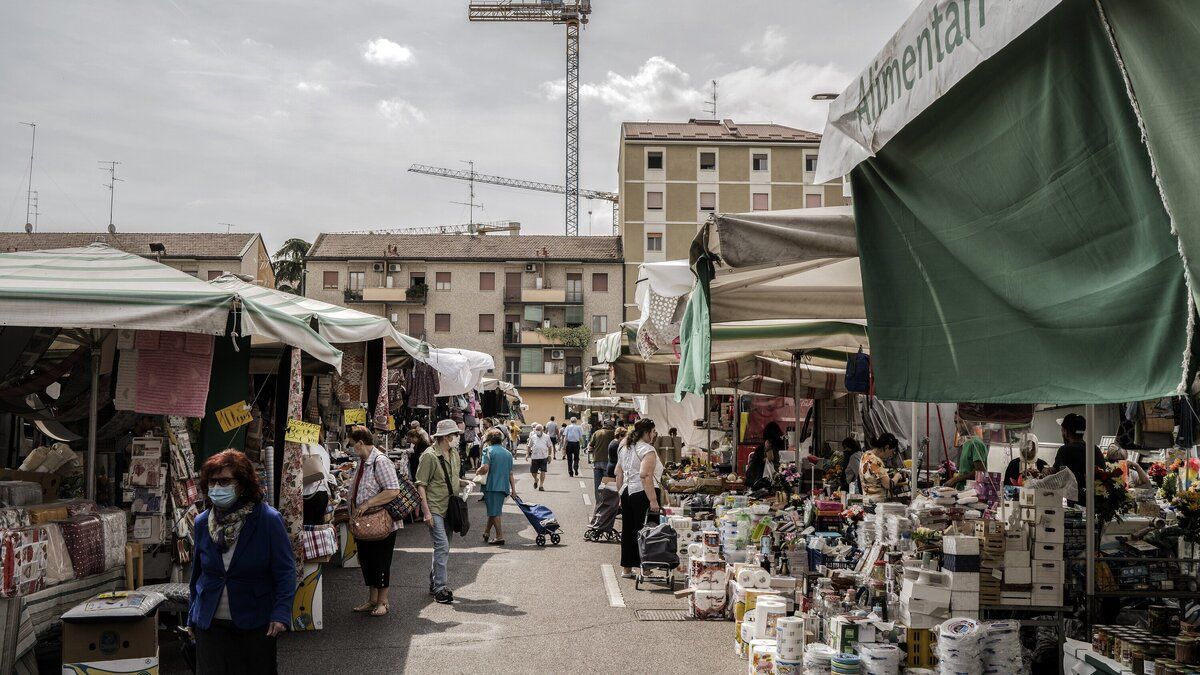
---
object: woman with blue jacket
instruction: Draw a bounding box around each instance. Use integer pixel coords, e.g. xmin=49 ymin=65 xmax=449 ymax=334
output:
xmin=188 ymin=449 xmax=295 ymax=674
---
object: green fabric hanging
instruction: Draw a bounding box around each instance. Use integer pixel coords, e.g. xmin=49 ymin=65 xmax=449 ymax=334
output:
xmin=849 ymin=0 xmax=1189 ymax=403
xmin=675 ymin=253 xmax=714 ymax=401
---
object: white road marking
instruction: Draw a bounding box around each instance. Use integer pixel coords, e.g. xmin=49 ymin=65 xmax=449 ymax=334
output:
xmin=582 ymin=492 xmax=592 ymax=506
xmin=601 ymin=564 xmax=626 ymax=607
xmin=579 ymin=480 xmax=587 ymax=489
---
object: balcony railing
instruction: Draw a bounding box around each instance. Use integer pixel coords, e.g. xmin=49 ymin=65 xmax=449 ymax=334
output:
xmin=504 ymin=286 xmax=522 ymax=302
xmin=565 ymin=371 xmax=583 ymax=389
xmin=358 ymin=286 xmax=427 ymax=304
xmin=344 ymin=288 xmax=363 ymax=302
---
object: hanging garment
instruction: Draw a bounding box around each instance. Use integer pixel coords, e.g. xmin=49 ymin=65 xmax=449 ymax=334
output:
xmin=373 ymin=346 xmax=389 ymax=431
xmin=407 ymin=361 xmax=438 ymax=410
xmin=279 ymin=348 xmax=306 ymax=575
xmin=115 ymin=331 xmax=214 ymax=417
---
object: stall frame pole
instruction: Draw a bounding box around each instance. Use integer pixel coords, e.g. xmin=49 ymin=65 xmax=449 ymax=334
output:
xmin=86 ymin=333 xmax=100 ymax=501
xmin=1084 ymin=402 xmax=1096 ymax=630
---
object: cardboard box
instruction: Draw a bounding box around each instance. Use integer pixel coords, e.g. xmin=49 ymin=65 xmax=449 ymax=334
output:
xmin=1004 ymin=550 xmax=1031 ymax=568
xmin=1035 ymin=524 xmax=1066 ymax=544
xmin=943 ymin=535 xmax=981 ymax=556
xmin=950 ymin=590 xmax=980 ymax=611
xmin=1032 ymin=561 xmax=1065 ymax=584
xmin=1019 ymin=488 xmax=1064 ymax=508
xmin=0 ymin=469 xmax=60 ymax=501
xmin=900 ymin=573 xmax=952 ymax=606
xmin=1032 ymin=508 xmax=1065 ymax=529
xmin=61 ymin=655 xmax=159 ymax=674
xmin=1004 ymin=528 xmax=1029 ymax=551
xmin=1000 ymin=591 xmax=1031 ymax=606
xmin=942 ymin=554 xmax=980 ymax=573
xmin=1031 ymin=542 xmax=1064 ymax=560
xmin=61 ymin=592 xmax=160 ymax=670
xmin=1005 ymin=566 xmax=1032 ymax=585
xmin=943 ymin=571 xmax=980 ymax=592
xmin=953 ymin=610 xmax=980 ymax=620
xmin=1031 ymin=583 xmax=1063 ymax=607
xmin=974 ymin=521 xmax=1004 ymax=538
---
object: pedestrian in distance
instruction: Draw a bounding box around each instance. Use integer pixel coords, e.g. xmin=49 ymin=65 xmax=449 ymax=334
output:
xmin=347 ymin=425 xmax=402 ymax=617
xmin=613 ymin=419 xmax=664 ymax=578
xmin=588 ymin=421 xmax=616 ymax=497
xmin=188 ymin=449 xmax=294 ymax=675
xmin=415 ymin=419 xmax=469 ymax=604
xmin=527 ymin=423 xmax=553 ymax=491
xmin=477 ymin=428 xmax=519 ymax=545
xmin=562 ymin=417 xmax=584 ymax=477
xmin=545 ymin=416 xmax=560 ymax=459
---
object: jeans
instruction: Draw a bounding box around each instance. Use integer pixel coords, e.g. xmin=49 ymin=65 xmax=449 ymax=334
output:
xmin=429 ymin=513 xmax=451 ymax=593
xmin=592 ymin=462 xmax=608 ymax=497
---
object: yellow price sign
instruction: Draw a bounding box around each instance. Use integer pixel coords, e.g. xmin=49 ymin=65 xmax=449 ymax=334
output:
xmin=387 ymin=415 xmax=396 ymax=431
xmin=214 ymin=401 xmax=252 ymax=433
xmin=343 ymin=408 xmax=367 ymax=426
xmin=285 ymin=419 xmax=321 ymax=445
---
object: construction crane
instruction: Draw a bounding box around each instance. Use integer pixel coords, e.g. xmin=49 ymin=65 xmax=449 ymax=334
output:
xmin=408 ymin=163 xmax=618 ymax=233
xmin=335 ymin=220 xmax=522 ymax=236
xmin=468 ymin=0 xmax=592 ymax=236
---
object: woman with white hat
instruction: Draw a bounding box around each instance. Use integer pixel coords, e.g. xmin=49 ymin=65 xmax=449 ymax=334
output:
xmin=415 ymin=419 xmax=469 ymax=605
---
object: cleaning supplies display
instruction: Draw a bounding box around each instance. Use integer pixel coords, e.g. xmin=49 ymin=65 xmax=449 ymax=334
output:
xmin=936 ymin=618 xmax=982 ymax=675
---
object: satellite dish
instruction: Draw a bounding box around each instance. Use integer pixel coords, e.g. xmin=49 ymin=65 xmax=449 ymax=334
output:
xmin=107 ymin=223 xmax=116 ymax=234
xmin=24 ymin=222 xmax=32 ymax=233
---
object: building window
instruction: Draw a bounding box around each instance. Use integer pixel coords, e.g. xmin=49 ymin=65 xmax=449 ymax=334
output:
xmin=505 ymin=357 xmax=521 ymax=384
xmin=566 ymin=273 xmax=583 ymax=303
xmin=805 ymin=155 xmax=819 ymax=172
xmin=435 ymin=313 xmax=451 ymax=332
xmin=699 ymin=192 xmax=716 ymax=212
xmin=183 ymin=267 xmax=199 ymax=278
xmin=647 ymin=151 xmax=664 ymax=170
xmin=646 ymin=232 xmax=664 ymax=252
xmin=592 ymin=315 xmax=608 ymax=333
xmin=699 ymin=151 xmax=717 ymax=171
xmin=410 ymin=272 xmax=425 ymax=287
xmin=520 ymin=348 xmax=544 ymax=374
xmin=752 ymin=153 xmax=769 ymax=171
xmin=478 ymin=314 xmax=495 ymax=332
xmin=646 ymin=191 xmax=664 ymax=211
xmin=565 ymin=305 xmax=584 ymax=326
xmin=592 ymin=272 xmax=608 ymax=292
xmin=806 ymin=193 xmax=823 ymax=208
xmin=435 ymin=272 xmax=451 ymax=291
xmin=479 ymin=272 xmax=495 ymax=291
xmin=408 ymin=313 xmax=424 ymax=337
xmin=752 ymin=193 xmax=770 ymax=211
xmin=207 ymin=270 xmax=223 ymax=281
xmin=348 ymin=271 xmax=365 ymax=290
xmin=322 ymin=271 xmax=338 ymax=289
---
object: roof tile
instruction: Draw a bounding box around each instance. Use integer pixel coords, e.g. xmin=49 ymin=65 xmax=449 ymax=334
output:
xmin=308 ymin=233 xmax=622 ymax=262
xmin=622 ymin=119 xmax=820 ymax=143
xmin=0 ymin=232 xmax=258 ymax=259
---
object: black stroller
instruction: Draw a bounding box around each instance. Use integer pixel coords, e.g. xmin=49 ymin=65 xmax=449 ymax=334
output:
xmin=583 ymin=484 xmax=620 ymax=542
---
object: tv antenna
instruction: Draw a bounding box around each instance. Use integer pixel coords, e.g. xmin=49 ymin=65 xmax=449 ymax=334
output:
xmin=98 ymin=161 xmax=122 ymax=233
xmin=218 ymin=222 xmax=235 ymax=234
xmin=448 ymin=160 xmax=483 ymax=225
xmin=30 ymin=191 xmax=39 ymax=232
xmin=19 ymin=122 xmax=36 ymax=231
xmin=703 ymin=80 xmax=718 ymax=119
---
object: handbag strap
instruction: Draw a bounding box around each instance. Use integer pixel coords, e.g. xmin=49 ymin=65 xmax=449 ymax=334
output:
xmin=436 ymin=453 xmax=456 ymax=497
xmin=350 ymin=454 xmax=366 ymax=506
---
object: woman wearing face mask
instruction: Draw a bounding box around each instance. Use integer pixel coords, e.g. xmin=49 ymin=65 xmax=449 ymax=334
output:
xmin=1004 ymin=433 xmax=1048 ymax=487
xmin=347 ymin=425 xmax=402 ymax=617
xmin=188 ymin=449 xmax=295 ymax=675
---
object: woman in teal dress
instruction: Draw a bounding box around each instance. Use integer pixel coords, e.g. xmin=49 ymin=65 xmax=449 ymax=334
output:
xmin=477 ymin=428 xmax=518 ymax=545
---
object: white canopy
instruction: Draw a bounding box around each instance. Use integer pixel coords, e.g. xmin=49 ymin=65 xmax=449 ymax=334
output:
xmin=562 ymin=392 xmax=636 ymax=411
xmin=476 ymin=377 xmax=523 ymax=403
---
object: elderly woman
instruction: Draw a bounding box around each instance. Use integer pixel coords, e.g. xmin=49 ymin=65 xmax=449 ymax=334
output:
xmin=189 ymin=450 xmax=295 ymax=675
xmin=477 ymin=428 xmax=519 ymax=545
xmin=347 ymin=425 xmax=402 ymax=617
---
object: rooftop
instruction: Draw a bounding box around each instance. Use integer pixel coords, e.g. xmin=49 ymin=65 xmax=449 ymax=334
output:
xmin=622 ymin=119 xmax=821 ymax=143
xmin=0 ymin=232 xmax=260 ymax=259
xmin=308 ymin=233 xmax=622 ymax=262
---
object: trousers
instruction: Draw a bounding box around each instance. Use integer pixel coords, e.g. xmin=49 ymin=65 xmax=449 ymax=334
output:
xmin=429 ymin=513 xmax=451 ymax=592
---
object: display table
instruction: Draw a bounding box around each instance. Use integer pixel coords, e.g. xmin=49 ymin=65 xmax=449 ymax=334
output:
xmin=0 ymin=568 xmax=125 ymax=673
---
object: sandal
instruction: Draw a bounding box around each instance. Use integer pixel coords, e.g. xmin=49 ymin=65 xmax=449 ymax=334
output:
xmin=352 ymin=602 xmax=377 ymax=613
xmin=370 ymin=603 xmax=389 ymax=617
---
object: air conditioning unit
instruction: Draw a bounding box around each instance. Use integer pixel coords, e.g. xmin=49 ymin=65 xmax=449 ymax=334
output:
xmin=372 ymin=262 xmax=384 ymax=272
xmin=550 ymin=349 xmax=565 ymax=360
xmin=524 ymin=263 xmax=537 ymax=273
xmin=388 ymin=263 xmax=401 ymax=272
xmin=390 ymin=313 xmax=398 ymax=323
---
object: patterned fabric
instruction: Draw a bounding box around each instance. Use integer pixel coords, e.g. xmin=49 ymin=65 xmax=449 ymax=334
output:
xmin=301 ymin=525 xmax=336 ymax=560
xmin=0 ymin=526 xmax=48 ymax=597
xmin=59 ymin=516 xmax=104 ymax=578
xmin=859 ymin=450 xmax=889 ymax=498
xmin=207 ymin=501 xmax=254 ymax=553
xmin=333 ymin=342 xmax=365 ymax=405
xmin=373 ymin=342 xmax=389 ymax=430
xmin=129 ymin=331 xmax=214 ymax=417
xmin=304 ymin=376 xmax=320 ymax=423
xmin=351 ymin=449 xmax=402 ymax=533
xmin=407 ymin=361 xmax=437 ymax=409
xmin=41 ymin=523 xmax=74 ymax=587
xmin=96 ymin=509 xmax=126 ymax=570
xmin=279 ymin=347 xmax=307 ymax=572
xmin=636 ymin=291 xmax=683 ymax=359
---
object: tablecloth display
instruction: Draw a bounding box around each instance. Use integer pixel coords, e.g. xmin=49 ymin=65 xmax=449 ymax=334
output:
xmin=0 ymin=482 xmax=42 ymax=507
xmin=0 ymin=527 xmax=47 ymax=598
xmin=96 ymin=509 xmax=127 ymax=570
xmin=40 ymin=524 xmax=74 ymax=587
xmin=58 ymin=516 xmax=104 ymax=579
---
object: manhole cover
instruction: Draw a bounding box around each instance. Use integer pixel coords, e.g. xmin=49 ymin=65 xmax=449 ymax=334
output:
xmin=634 ymin=609 xmax=690 ymax=621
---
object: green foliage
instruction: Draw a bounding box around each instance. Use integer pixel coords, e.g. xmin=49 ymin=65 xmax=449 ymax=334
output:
xmin=537 ymin=325 xmax=593 ymax=351
xmin=272 ymin=238 xmax=311 ymax=291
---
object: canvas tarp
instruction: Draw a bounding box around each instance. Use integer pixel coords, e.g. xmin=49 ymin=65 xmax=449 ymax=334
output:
xmin=843 ymin=0 xmax=1192 ymax=403
xmin=562 ymin=392 xmax=636 ymax=411
xmin=612 ymin=353 xmax=846 ymax=399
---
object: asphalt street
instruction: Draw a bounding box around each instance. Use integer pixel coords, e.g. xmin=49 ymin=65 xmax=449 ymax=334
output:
xmin=275 ymin=450 xmax=737 ymax=674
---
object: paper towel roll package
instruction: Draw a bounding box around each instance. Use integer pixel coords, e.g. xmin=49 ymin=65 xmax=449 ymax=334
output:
xmin=748 ymin=568 xmax=771 ymax=589
xmin=690 ymin=589 xmax=727 ymax=621
xmin=688 ymin=559 xmax=727 ymax=590
xmin=774 ymin=659 xmax=803 ymax=675
xmin=702 ymin=531 xmax=720 ymax=548
xmin=747 ymin=639 xmax=777 ymax=675
xmin=754 ymin=599 xmax=786 ymax=639
xmin=687 ymin=542 xmax=704 ymax=559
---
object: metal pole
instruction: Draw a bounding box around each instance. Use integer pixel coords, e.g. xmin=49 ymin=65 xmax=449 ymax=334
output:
xmin=792 ymin=353 xmax=802 ymax=454
xmin=86 ymin=337 xmax=100 ymax=501
xmin=910 ymin=402 xmax=919 ymax=500
xmin=564 ymin=20 xmax=581 ymax=236
xmin=1085 ymin=403 xmax=1096 ymax=628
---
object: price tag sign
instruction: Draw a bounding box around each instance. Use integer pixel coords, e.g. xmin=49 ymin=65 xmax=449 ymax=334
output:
xmin=284 ymin=419 xmax=321 ymax=445
xmin=214 ymin=401 xmax=252 ymax=433
xmin=387 ymin=415 xmax=396 ymax=431
xmin=343 ymin=408 xmax=367 ymax=426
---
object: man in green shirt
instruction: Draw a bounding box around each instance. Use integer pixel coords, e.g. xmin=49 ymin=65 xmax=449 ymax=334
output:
xmin=948 ymin=422 xmax=989 ymax=488
xmin=415 ymin=419 xmax=466 ymax=604
xmin=588 ymin=421 xmax=616 ymax=497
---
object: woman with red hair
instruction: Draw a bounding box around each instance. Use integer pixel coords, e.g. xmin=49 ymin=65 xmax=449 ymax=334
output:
xmin=188 ymin=449 xmax=295 ymax=674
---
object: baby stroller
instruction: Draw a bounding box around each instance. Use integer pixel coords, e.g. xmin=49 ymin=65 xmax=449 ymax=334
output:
xmin=514 ymin=496 xmax=562 ymax=546
xmin=584 ymin=484 xmax=620 ymax=542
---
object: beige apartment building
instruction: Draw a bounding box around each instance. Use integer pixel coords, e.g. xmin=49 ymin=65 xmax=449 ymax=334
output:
xmin=619 ymin=118 xmax=847 ymax=317
xmin=0 ymin=231 xmax=275 ymax=285
xmin=304 ymin=232 xmax=623 ymax=423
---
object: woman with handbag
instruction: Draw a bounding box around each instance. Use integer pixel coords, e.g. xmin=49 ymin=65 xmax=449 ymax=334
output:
xmin=613 ymin=418 xmax=663 ymax=579
xmin=347 ymin=426 xmax=402 ymax=617
xmin=476 ymin=428 xmax=518 ymax=545
xmin=415 ymin=419 xmax=468 ymax=605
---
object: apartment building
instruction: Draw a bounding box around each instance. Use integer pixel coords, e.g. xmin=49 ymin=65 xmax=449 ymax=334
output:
xmin=618 ymin=118 xmax=847 ymax=317
xmin=304 ymin=232 xmax=623 ymax=423
xmin=0 ymin=231 xmax=276 ymax=286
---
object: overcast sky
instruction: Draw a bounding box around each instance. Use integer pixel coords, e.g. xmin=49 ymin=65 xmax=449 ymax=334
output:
xmin=0 ymin=1 xmax=916 ymax=252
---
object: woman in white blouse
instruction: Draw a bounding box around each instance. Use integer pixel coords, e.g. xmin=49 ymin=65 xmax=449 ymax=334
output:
xmin=613 ymin=418 xmax=663 ymax=578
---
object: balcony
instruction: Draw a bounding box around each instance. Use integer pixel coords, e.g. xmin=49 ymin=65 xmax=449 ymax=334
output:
xmin=359 ymin=285 xmax=427 ymax=304
xmin=503 ymin=287 xmax=585 ymax=305
xmin=343 ymin=289 xmax=363 ymax=303
xmin=521 ymin=372 xmax=565 ymax=388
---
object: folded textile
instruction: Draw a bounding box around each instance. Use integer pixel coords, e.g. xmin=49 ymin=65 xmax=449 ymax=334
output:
xmin=42 ymin=523 xmax=74 ymax=586
xmin=0 ymin=508 xmax=31 ymax=529
xmin=26 ymin=503 xmax=68 ymax=524
xmin=63 ymin=499 xmax=98 ymax=517
xmin=301 ymin=525 xmax=336 ymax=560
xmin=0 ymin=481 xmax=42 ymax=507
xmin=97 ymin=509 xmax=127 ymax=570
xmin=59 ymin=516 xmax=105 ymax=578
xmin=0 ymin=526 xmax=48 ymax=597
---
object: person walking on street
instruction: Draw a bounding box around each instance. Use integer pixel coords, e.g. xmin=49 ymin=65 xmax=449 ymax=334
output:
xmin=347 ymin=426 xmax=402 ymax=617
xmin=405 ymin=420 xmax=432 ymax=482
xmin=545 ymin=416 xmax=560 ymax=459
xmin=562 ymin=417 xmax=584 ymax=477
xmin=507 ymin=420 xmax=522 ymax=457
xmin=415 ymin=419 xmax=468 ymax=605
xmin=588 ymin=421 xmax=615 ymax=497
xmin=188 ymin=450 xmax=294 ymax=674
xmin=613 ymin=419 xmax=663 ymax=578
xmin=477 ymin=428 xmax=519 ymax=545
xmin=527 ymin=424 xmax=553 ymax=491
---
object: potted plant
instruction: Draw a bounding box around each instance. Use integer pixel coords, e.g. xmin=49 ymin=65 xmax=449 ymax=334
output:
xmin=405 ymin=282 xmax=428 ymax=301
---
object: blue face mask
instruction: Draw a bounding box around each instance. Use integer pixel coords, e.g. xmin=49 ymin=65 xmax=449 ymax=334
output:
xmin=208 ymin=485 xmax=238 ymax=509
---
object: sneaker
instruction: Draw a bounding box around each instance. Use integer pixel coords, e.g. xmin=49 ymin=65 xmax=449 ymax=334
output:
xmin=434 ymin=589 xmax=454 ymax=604
xmin=538 ymin=486 xmax=545 ymax=491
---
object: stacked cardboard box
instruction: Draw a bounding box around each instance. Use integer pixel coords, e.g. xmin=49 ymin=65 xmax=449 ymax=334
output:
xmin=974 ymin=520 xmax=1004 ymax=605
xmin=942 ymin=535 xmax=982 ymax=619
xmin=1022 ymin=488 xmax=1066 ymax=606
xmin=899 ymin=568 xmax=952 ymax=628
